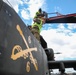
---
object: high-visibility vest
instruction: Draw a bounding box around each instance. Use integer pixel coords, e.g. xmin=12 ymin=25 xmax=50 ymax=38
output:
xmin=32 ymin=19 xmax=43 ymax=33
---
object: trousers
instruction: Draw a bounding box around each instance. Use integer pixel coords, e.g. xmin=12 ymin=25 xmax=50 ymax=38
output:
xmin=31 ymin=26 xmax=40 ymax=43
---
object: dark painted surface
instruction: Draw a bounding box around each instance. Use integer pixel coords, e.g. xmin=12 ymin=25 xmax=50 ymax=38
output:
xmin=0 ymin=1 xmax=48 ymax=75
xmin=48 ymin=60 xmax=76 ymax=70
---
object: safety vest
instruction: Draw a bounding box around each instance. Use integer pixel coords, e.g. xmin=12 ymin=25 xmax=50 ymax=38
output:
xmin=32 ymin=19 xmax=43 ymax=33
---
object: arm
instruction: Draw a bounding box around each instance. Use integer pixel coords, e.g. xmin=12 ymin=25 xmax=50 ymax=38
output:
xmin=36 ymin=12 xmax=44 ymax=17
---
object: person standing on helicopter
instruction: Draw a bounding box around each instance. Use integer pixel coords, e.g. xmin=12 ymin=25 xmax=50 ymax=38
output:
xmin=31 ymin=8 xmax=46 ymax=43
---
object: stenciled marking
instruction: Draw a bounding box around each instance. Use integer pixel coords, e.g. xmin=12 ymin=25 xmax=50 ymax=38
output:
xmin=11 ymin=25 xmax=38 ymax=72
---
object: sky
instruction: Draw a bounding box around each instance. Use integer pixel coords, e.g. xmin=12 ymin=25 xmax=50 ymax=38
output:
xmin=3 ymin=0 xmax=76 ymax=73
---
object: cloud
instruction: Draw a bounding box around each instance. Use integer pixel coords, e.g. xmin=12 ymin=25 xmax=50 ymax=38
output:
xmin=3 ymin=0 xmax=23 ymax=13
xmin=67 ymin=23 xmax=76 ymax=29
xmin=21 ymin=9 xmax=30 ymax=20
xmin=53 ymin=68 xmax=76 ymax=73
xmin=21 ymin=0 xmax=47 ymax=20
xmin=56 ymin=23 xmax=76 ymax=36
xmin=40 ymin=24 xmax=76 ymax=60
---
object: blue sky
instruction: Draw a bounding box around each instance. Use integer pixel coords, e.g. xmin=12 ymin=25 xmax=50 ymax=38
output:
xmin=46 ymin=0 xmax=76 ymax=14
xmin=3 ymin=0 xmax=76 ymax=73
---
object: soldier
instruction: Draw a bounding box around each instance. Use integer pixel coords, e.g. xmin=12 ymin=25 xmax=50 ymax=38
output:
xmin=31 ymin=8 xmax=46 ymax=43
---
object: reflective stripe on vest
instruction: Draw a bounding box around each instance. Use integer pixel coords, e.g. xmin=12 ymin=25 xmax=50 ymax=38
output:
xmin=32 ymin=19 xmax=43 ymax=33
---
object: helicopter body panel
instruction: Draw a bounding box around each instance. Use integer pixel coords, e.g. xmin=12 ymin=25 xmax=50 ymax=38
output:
xmin=0 ymin=1 xmax=48 ymax=75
